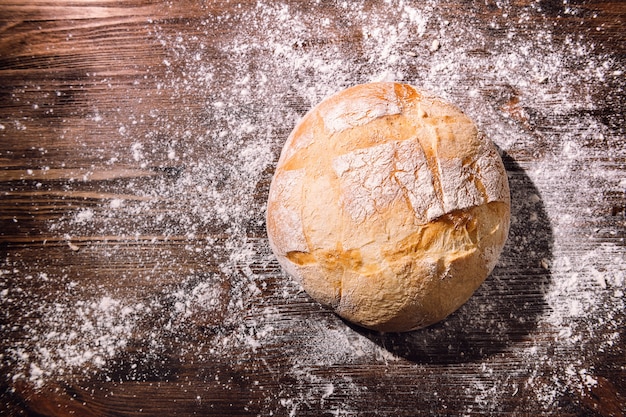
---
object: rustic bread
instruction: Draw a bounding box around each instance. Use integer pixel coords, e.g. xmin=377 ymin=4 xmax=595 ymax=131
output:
xmin=266 ymin=82 xmax=510 ymax=332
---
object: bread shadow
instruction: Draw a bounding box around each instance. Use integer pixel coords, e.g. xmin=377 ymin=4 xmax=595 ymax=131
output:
xmin=348 ymin=151 xmax=554 ymax=364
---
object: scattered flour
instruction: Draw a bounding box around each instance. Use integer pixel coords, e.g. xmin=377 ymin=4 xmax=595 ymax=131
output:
xmin=7 ymin=294 xmax=142 ymax=389
xmin=1 ymin=0 xmax=623 ymax=415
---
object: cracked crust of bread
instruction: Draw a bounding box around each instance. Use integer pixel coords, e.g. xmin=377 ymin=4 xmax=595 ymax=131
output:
xmin=267 ymin=82 xmax=510 ymax=332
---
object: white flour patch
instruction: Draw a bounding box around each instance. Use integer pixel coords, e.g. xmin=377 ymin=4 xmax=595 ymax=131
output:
xmin=7 ymin=294 xmax=143 ymax=389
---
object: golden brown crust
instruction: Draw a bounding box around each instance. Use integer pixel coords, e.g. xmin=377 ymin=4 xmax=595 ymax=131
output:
xmin=267 ymin=82 xmax=510 ymax=332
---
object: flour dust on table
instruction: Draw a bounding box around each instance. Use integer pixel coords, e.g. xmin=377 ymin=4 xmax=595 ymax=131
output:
xmin=1 ymin=0 xmax=624 ymax=416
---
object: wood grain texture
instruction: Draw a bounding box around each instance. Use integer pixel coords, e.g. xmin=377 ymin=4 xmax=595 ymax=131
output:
xmin=1 ymin=1 xmax=625 ymax=416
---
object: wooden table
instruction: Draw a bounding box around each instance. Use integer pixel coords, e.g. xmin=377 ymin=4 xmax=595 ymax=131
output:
xmin=1 ymin=1 xmax=624 ymax=416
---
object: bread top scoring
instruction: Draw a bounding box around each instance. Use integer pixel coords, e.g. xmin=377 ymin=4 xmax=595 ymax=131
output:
xmin=269 ymin=82 xmax=509 ymax=254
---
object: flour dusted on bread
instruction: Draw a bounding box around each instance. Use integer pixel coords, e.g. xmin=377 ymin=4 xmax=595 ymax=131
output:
xmin=267 ymin=82 xmax=510 ymax=332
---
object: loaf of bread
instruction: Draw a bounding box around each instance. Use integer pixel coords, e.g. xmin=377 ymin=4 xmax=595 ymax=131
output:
xmin=266 ymin=82 xmax=510 ymax=332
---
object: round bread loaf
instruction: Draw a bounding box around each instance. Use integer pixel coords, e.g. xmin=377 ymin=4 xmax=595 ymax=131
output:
xmin=266 ymin=82 xmax=510 ymax=332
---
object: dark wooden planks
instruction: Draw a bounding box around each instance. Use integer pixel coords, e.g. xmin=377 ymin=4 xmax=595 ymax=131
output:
xmin=1 ymin=0 xmax=625 ymax=416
